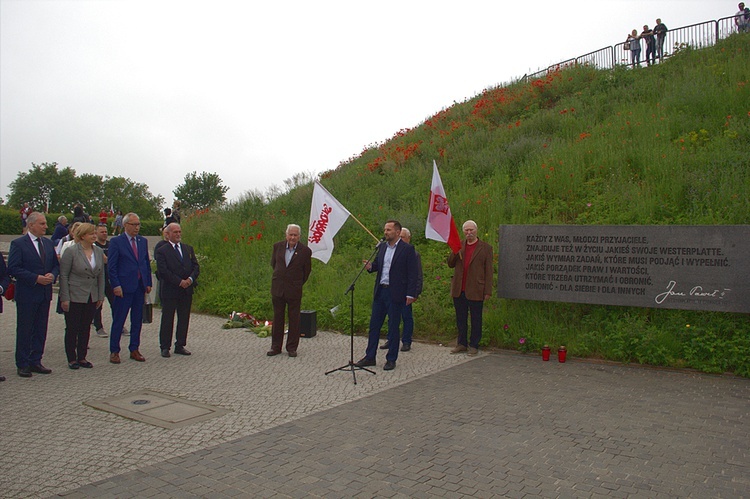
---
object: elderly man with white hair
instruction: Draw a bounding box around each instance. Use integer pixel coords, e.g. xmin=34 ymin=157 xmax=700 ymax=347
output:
xmin=447 ymin=220 xmax=494 ymax=356
xmin=268 ymin=223 xmax=312 ymax=357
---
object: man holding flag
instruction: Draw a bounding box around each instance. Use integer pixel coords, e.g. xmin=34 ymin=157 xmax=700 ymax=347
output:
xmin=425 ymin=161 xmax=493 ymax=356
xmin=448 ymin=220 xmax=494 ymax=356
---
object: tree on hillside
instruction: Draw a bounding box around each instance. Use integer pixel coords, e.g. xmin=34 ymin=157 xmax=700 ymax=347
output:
xmin=6 ymin=162 xmax=163 ymax=218
xmin=172 ymin=171 xmax=228 ymax=210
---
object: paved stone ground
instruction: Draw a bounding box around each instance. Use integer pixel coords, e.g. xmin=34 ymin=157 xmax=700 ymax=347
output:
xmin=1 ymin=238 xmax=749 ymax=498
xmin=0 ymin=297 xmax=475 ymax=498
xmin=54 ymin=351 xmax=750 ymax=498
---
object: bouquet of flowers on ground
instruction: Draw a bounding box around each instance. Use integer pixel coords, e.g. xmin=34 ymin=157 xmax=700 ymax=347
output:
xmin=221 ymin=312 xmax=272 ymax=337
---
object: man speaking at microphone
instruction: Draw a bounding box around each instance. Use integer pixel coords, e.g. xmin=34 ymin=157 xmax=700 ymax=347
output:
xmin=355 ymin=219 xmax=418 ymax=371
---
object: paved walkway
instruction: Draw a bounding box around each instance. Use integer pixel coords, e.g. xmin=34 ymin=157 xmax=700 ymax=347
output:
xmin=0 ymin=236 xmax=748 ymax=498
xmin=1 ymin=301 xmax=748 ymax=499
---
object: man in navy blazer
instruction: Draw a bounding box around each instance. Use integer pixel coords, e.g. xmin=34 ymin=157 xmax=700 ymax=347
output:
xmin=8 ymin=212 xmax=60 ymax=378
xmin=355 ymin=219 xmax=418 ymax=371
xmin=107 ymin=212 xmax=152 ymax=363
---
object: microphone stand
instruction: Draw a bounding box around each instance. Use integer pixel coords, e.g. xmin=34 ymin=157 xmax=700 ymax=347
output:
xmin=325 ymin=241 xmax=382 ymax=384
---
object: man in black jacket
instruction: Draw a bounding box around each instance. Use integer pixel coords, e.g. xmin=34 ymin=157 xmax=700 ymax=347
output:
xmin=155 ymin=223 xmax=200 ymax=358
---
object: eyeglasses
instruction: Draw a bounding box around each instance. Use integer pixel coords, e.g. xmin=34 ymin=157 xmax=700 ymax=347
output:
xmin=126 ymin=222 xmax=141 ymax=226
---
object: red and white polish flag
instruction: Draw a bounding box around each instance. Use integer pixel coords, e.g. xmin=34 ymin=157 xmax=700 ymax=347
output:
xmin=308 ymin=180 xmax=351 ymax=263
xmin=425 ymin=160 xmax=462 ymax=253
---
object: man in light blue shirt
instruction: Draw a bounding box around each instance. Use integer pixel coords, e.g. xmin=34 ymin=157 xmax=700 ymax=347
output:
xmin=356 ymin=220 xmax=419 ymax=371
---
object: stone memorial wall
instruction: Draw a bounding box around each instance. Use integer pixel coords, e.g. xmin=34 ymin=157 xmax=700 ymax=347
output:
xmin=497 ymin=225 xmax=749 ymax=313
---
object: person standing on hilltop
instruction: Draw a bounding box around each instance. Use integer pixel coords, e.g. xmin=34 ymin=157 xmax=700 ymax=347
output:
xmin=736 ymin=3 xmax=750 ymax=32
xmin=641 ymin=25 xmax=656 ymax=66
xmin=653 ymin=19 xmax=668 ymax=61
xmin=626 ymin=29 xmax=641 ymax=67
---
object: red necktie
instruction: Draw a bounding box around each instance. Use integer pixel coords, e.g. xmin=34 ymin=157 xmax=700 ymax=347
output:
xmin=131 ymin=238 xmax=141 ymax=279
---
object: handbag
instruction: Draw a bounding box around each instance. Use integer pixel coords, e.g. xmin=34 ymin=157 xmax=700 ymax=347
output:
xmin=142 ymin=293 xmax=153 ymax=323
xmin=3 ymin=281 xmax=15 ymax=301
xmin=624 ymin=41 xmax=630 ymax=50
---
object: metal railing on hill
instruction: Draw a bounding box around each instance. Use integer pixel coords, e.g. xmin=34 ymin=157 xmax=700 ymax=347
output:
xmin=523 ymin=16 xmax=740 ymax=81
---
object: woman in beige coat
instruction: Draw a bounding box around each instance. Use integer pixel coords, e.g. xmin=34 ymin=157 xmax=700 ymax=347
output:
xmin=59 ymin=223 xmax=105 ymax=369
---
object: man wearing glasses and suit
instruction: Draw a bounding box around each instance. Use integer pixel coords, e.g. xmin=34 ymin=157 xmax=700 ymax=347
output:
xmin=108 ymin=212 xmax=152 ymax=363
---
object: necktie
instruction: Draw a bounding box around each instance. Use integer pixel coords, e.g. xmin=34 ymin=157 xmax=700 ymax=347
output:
xmin=36 ymin=238 xmax=46 ymax=263
xmin=174 ymin=243 xmax=183 ymax=261
xmin=131 ymin=237 xmax=141 ymax=279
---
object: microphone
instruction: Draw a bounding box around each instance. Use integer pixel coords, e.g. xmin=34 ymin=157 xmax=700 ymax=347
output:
xmin=376 ymin=237 xmax=386 ymax=248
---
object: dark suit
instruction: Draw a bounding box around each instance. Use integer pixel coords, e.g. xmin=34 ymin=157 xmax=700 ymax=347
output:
xmin=270 ymin=241 xmax=312 ymax=353
xmin=365 ymin=240 xmax=418 ymax=363
xmin=155 ymin=241 xmax=199 ymax=350
xmin=8 ymin=234 xmax=60 ymax=369
xmin=108 ymin=233 xmax=152 ymax=353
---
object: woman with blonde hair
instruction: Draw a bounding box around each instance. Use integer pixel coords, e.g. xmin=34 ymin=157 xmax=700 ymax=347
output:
xmin=626 ymin=29 xmax=641 ymax=67
xmin=57 ymin=221 xmax=82 ymax=258
xmin=59 ymin=223 xmax=105 ymax=369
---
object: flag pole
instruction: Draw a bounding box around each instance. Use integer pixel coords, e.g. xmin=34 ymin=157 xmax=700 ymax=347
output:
xmin=348 ymin=213 xmax=380 ymax=243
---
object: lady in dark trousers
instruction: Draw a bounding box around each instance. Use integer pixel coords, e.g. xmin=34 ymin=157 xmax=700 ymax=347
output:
xmin=59 ymin=223 xmax=105 ymax=369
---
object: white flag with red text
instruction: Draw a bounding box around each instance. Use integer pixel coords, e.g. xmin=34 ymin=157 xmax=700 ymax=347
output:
xmin=425 ymin=160 xmax=462 ymax=253
xmin=308 ymin=180 xmax=351 ymax=263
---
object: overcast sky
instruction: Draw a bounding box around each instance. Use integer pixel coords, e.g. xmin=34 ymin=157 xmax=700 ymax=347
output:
xmin=0 ymin=0 xmax=726 ymax=207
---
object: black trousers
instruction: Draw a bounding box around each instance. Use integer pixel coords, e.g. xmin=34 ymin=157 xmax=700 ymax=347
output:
xmin=453 ymin=292 xmax=484 ymax=349
xmin=159 ymin=293 xmax=192 ymax=350
xmin=64 ymin=299 xmax=96 ymax=362
xmin=271 ymin=295 xmax=301 ymax=353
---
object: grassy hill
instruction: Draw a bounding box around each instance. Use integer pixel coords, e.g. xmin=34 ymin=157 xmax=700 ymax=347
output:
xmin=184 ymin=34 xmax=750 ymax=376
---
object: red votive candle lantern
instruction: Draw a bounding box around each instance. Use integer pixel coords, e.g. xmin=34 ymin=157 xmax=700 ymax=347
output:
xmin=558 ymin=346 xmax=567 ymax=363
xmin=542 ymin=345 xmax=551 ymax=361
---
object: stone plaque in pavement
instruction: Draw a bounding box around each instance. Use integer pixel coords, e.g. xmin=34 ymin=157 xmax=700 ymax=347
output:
xmin=85 ymin=389 xmax=232 ymax=429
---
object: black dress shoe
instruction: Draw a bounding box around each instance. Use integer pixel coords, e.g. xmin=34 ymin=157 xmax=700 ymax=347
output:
xmin=29 ymin=364 xmax=52 ymax=374
xmin=174 ymin=346 xmax=191 ymax=356
xmin=379 ymin=341 xmax=390 ymax=350
xmin=287 ymin=350 xmax=298 ymax=357
xmin=383 ymin=360 xmax=396 ymax=371
xmin=0 ymin=375 xmax=6 ymax=382
xmin=267 ymin=349 xmax=282 ymax=356
xmin=78 ymin=360 xmax=93 ymax=369
xmin=161 ymin=349 xmax=171 ymax=358
xmin=17 ymin=367 xmax=32 ymax=378
xmin=68 ymin=362 xmax=80 ymax=370
xmin=354 ymin=357 xmax=376 ymax=367
xmin=400 ymin=344 xmax=411 ymax=352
